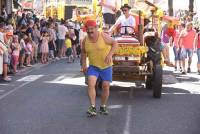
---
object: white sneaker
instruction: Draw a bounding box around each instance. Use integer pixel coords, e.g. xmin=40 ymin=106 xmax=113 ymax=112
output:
xmin=27 ymin=64 xmax=32 ymax=67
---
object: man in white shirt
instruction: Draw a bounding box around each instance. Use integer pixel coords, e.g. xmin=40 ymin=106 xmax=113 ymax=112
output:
xmin=57 ymin=20 xmax=68 ymax=58
xmin=99 ymin=0 xmax=118 ymax=28
xmin=0 ymin=28 xmax=4 ymax=75
xmin=0 ymin=23 xmax=11 ymax=81
xmin=109 ymin=4 xmax=136 ymax=35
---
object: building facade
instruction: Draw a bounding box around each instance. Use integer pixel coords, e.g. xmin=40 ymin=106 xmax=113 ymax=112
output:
xmin=0 ymin=0 xmax=13 ymax=15
xmin=0 ymin=0 xmax=6 ymax=15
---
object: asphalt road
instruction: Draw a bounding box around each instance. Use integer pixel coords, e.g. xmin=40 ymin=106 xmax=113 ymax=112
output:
xmin=0 ymin=58 xmax=200 ymax=134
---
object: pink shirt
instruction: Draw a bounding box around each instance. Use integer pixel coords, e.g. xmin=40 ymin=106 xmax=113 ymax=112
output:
xmin=174 ymin=30 xmax=181 ymax=47
xmin=12 ymin=43 xmax=20 ymax=56
xmin=181 ymin=29 xmax=196 ymax=49
xmin=25 ymin=43 xmax=32 ymax=54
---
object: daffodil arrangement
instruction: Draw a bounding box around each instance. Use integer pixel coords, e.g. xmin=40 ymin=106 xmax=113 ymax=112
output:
xmin=115 ymin=46 xmax=148 ymax=56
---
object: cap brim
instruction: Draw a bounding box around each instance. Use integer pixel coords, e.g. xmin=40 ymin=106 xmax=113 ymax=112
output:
xmin=121 ymin=6 xmax=131 ymax=10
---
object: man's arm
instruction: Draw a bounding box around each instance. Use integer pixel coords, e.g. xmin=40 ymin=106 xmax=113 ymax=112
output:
xmin=102 ymin=32 xmax=118 ymax=55
xmin=102 ymin=33 xmax=118 ymax=64
xmin=108 ymin=17 xmax=121 ymax=34
xmin=81 ymin=37 xmax=87 ymax=72
xmin=194 ymin=33 xmax=198 ymax=51
xmin=0 ymin=44 xmax=4 ymax=55
xmin=65 ymin=26 xmax=69 ymax=34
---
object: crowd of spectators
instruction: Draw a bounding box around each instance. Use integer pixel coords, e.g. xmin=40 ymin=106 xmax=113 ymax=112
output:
xmin=1 ymin=5 xmax=200 ymax=83
xmin=0 ymin=11 xmax=84 ymax=82
xmin=160 ymin=12 xmax=200 ymax=75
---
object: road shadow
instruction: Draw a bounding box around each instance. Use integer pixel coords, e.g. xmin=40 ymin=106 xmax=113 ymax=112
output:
xmin=173 ymin=73 xmax=199 ymax=83
xmin=163 ymin=69 xmax=199 ymax=84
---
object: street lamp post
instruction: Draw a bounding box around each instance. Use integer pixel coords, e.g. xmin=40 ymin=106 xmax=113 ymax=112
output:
xmin=168 ymin=0 xmax=173 ymax=16
xmin=189 ymin=0 xmax=194 ymax=17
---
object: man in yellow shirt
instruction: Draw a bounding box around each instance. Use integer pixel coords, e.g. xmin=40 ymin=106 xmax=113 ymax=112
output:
xmin=81 ymin=20 xmax=118 ymax=116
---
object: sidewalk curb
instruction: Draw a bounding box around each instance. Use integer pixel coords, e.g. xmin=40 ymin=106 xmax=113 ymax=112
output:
xmin=16 ymin=59 xmax=59 ymax=75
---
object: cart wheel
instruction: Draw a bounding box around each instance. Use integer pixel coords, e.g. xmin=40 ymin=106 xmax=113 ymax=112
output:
xmin=145 ymin=75 xmax=153 ymax=90
xmin=152 ymin=64 xmax=163 ymax=98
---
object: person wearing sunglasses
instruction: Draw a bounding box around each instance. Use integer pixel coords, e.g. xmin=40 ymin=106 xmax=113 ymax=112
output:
xmin=109 ymin=4 xmax=136 ymax=35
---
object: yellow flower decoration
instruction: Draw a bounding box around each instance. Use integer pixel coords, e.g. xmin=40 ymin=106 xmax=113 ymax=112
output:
xmin=115 ymin=46 xmax=148 ymax=56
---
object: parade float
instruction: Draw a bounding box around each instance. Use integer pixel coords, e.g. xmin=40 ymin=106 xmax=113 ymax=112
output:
xmin=109 ymin=0 xmax=165 ymax=98
xmin=74 ymin=0 xmax=165 ymax=98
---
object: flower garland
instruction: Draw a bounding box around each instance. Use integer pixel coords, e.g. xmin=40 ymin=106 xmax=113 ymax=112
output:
xmin=115 ymin=46 xmax=148 ymax=56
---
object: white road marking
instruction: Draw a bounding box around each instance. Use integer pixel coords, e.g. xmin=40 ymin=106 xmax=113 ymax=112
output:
xmin=0 ymin=81 xmax=31 ymax=100
xmin=123 ymin=87 xmax=134 ymax=134
xmin=0 ymin=83 xmax=15 ymax=86
xmin=112 ymin=81 xmax=136 ymax=87
xmin=0 ymin=90 xmax=5 ymax=92
xmin=162 ymin=93 xmax=192 ymax=95
xmin=0 ymin=75 xmax=44 ymax=100
xmin=45 ymin=76 xmax=86 ymax=86
xmin=52 ymin=75 xmax=66 ymax=82
xmin=163 ymin=83 xmax=200 ymax=94
xmin=0 ymin=83 xmax=9 ymax=86
xmin=129 ymin=87 xmax=134 ymax=99
xmin=123 ymin=105 xmax=132 ymax=134
xmin=108 ymin=105 xmax=123 ymax=109
xmin=17 ymin=75 xmax=44 ymax=82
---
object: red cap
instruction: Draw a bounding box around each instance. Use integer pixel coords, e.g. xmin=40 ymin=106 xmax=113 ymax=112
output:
xmin=82 ymin=26 xmax=86 ymax=32
xmin=85 ymin=20 xmax=97 ymax=28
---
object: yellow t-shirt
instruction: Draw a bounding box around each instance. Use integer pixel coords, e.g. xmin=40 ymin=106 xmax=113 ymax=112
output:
xmin=65 ymin=38 xmax=72 ymax=48
xmin=85 ymin=32 xmax=112 ymax=69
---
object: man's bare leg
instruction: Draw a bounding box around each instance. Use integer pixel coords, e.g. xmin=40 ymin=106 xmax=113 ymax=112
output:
xmin=100 ymin=81 xmax=110 ymax=106
xmin=182 ymin=59 xmax=186 ymax=74
xmin=87 ymin=76 xmax=98 ymax=116
xmin=187 ymin=57 xmax=192 ymax=73
xmin=99 ymin=81 xmax=110 ymax=115
xmin=88 ymin=76 xmax=97 ymax=106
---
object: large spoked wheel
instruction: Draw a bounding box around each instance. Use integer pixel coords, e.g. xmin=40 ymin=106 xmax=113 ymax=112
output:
xmin=152 ymin=64 xmax=163 ymax=98
xmin=117 ymin=26 xmax=136 ymax=36
xmin=145 ymin=61 xmax=153 ymax=90
xmin=145 ymin=75 xmax=153 ymax=90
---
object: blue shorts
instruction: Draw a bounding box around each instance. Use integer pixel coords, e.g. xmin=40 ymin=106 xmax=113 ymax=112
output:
xmin=197 ymin=48 xmax=200 ymax=64
xmin=180 ymin=48 xmax=193 ymax=59
xmin=173 ymin=46 xmax=181 ymax=61
xmin=87 ymin=65 xmax=112 ymax=82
